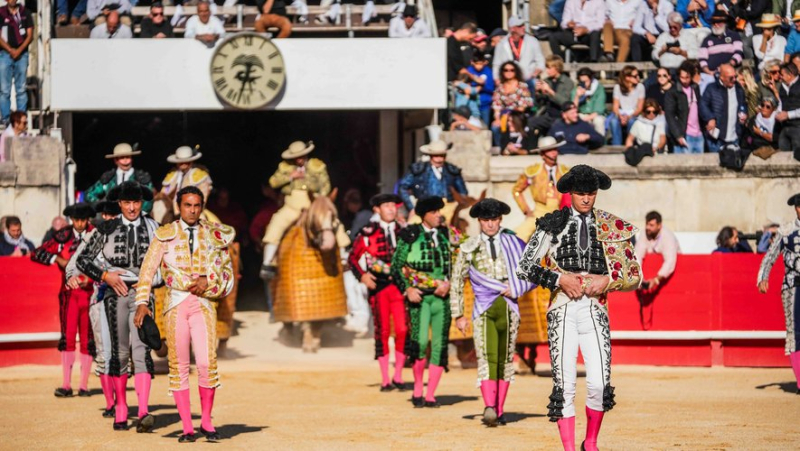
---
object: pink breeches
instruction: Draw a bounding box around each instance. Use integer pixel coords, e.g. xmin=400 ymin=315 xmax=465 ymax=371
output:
xmin=166 ymin=295 xmax=219 ymax=392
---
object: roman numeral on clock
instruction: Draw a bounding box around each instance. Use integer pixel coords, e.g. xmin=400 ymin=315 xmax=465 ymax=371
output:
xmin=212 ymin=66 xmax=223 ymax=74
xmin=215 ymin=78 xmax=228 ymax=90
xmin=267 ymin=79 xmax=279 ymax=90
xmin=269 ymin=51 xmax=279 ymax=59
xmin=271 ymin=67 xmax=283 ymax=74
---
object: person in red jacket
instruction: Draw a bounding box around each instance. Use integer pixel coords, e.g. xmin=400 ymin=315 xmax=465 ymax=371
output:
xmin=348 ymin=193 xmax=409 ymax=391
xmin=31 ymin=202 xmax=96 ymax=398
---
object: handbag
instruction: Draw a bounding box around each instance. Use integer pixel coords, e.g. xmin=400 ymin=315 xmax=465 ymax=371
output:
xmin=624 ymin=123 xmax=656 ymax=167
xmin=719 ymin=143 xmax=750 ymax=171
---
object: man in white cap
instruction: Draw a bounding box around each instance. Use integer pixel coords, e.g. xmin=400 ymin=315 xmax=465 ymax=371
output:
xmin=492 ymin=16 xmax=545 ymax=93
xmin=511 ymin=136 xmax=569 ymax=242
xmin=261 ymin=140 xmax=345 ymax=276
xmin=85 ymin=143 xmax=155 ymax=213
xmin=161 ymin=145 xmax=213 ymax=214
xmin=397 ymin=140 xmax=468 ymax=221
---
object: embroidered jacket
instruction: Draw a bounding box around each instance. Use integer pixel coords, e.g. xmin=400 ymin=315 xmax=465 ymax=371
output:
xmin=32 ymin=225 xmax=95 ymax=296
xmin=76 ymin=216 xmax=159 ymax=284
xmin=135 ymin=219 xmax=235 ymax=311
xmin=516 ymin=207 xmax=641 ymax=310
xmin=758 ymin=218 xmax=800 ymax=291
xmin=512 ymin=163 xmax=570 ymax=210
xmin=84 ymin=168 xmax=155 ymax=212
xmin=348 ymin=221 xmax=401 ymax=292
xmin=391 ymin=224 xmax=452 ymax=294
xmin=397 ymin=161 xmax=468 ymax=211
xmin=269 ymin=158 xmax=331 ymax=196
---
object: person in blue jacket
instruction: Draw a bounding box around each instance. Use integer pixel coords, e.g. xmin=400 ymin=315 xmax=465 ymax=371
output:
xmin=397 ymin=140 xmax=468 ymax=218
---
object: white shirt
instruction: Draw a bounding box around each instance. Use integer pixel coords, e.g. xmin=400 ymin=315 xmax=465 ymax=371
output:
xmin=421 ymin=224 xmax=439 ymax=247
xmin=752 ymin=34 xmax=787 ymax=71
xmin=725 ymin=86 xmax=737 ymax=142
xmin=183 ymin=15 xmax=226 ymax=40
xmin=652 ymin=30 xmax=699 ymax=69
xmin=481 ymin=232 xmax=505 ymax=259
xmin=544 ymin=163 xmax=557 ymax=185
xmin=89 ymin=23 xmax=133 ymax=39
xmin=121 ymin=216 xmax=141 ymax=246
xmin=605 ymin=0 xmax=642 ymax=31
xmin=379 ymin=220 xmax=397 ymax=248
xmin=388 ymin=16 xmax=431 ymax=38
xmin=116 ymin=167 xmax=134 ymax=185
xmin=571 ymin=207 xmax=593 ymax=249
xmin=632 ymin=0 xmax=673 ymax=36
xmin=431 ymin=164 xmax=443 ymax=180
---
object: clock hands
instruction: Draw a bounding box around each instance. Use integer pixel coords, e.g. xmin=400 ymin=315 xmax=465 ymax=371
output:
xmin=232 ymin=54 xmax=264 ymax=104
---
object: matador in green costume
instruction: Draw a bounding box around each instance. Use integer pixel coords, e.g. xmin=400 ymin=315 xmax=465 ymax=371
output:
xmin=391 ymin=196 xmax=452 ymax=408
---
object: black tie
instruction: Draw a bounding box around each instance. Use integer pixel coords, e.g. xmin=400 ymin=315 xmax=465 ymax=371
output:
xmin=549 ymin=168 xmax=556 ymax=185
xmin=579 ymin=215 xmax=589 ymax=249
xmin=428 ymin=231 xmax=436 ymax=247
xmin=488 ymin=236 xmax=497 ymax=260
xmin=127 ymin=224 xmax=135 ymax=250
xmin=188 ymin=227 xmax=195 ymax=254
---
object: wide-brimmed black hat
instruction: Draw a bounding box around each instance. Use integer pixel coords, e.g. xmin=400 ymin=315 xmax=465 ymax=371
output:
xmin=370 ymin=193 xmax=403 ymax=208
xmin=415 ymin=197 xmax=445 ymax=217
xmin=95 ymin=200 xmax=121 ymax=216
xmin=469 ymin=198 xmax=511 ymax=219
xmin=108 ymin=181 xmax=154 ymax=202
xmin=63 ymin=202 xmax=96 ymax=220
xmin=788 ymin=193 xmax=800 ymax=207
xmin=137 ymin=315 xmax=162 ymax=351
xmin=556 ymin=165 xmax=612 ymax=194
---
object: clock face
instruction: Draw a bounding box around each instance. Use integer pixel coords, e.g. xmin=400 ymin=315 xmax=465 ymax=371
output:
xmin=210 ymin=33 xmax=286 ymax=110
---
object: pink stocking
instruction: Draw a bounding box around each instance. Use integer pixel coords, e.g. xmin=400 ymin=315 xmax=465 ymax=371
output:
xmin=557 ymin=416 xmax=576 ymax=451
xmin=173 ymin=389 xmax=194 ymax=435
xmin=113 ymin=375 xmax=129 ymax=424
xmin=199 ymin=387 xmax=216 ymax=432
xmin=393 ymin=352 xmax=405 ymax=384
xmin=61 ymin=351 xmax=75 ymax=390
xmin=100 ymin=375 xmax=115 ymax=410
xmin=584 ymin=407 xmax=605 ymax=451
xmin=377 ymin=354 xmax=390 ymax=386
xmin=479 ymin=380 xmax=497 ymax=408
xmin=497 ymin=380 xmax=510 ymax=416
xmin=425 ymin=364 xmax=444 ymax=402
xmin=790 ymin=352 xmax=800 ymax=389
xmin=134 ymin=373 xmax=151 ymax=418
xmin=412 ymin=358 xmax=426 ymax=397
xmin=79 ymin=353 xmax=92 ymax=391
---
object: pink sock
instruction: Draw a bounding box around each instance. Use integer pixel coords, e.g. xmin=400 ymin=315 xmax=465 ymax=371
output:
xmin=134 ymin=373 xmax=151 ymax=418
xmin=557 ymin=416 xmax=576 ymax=451
xmin=412 ymin=358 xmax=427 ymax=397
xmin=61 ymin=351 xmax=75 ymax=390
xmin=790 ymin=352 xmax=800 ymax=389
xmin=377 ymin=354 xmax=390 ymax=386
xmin=100 ymin=375 xmax=115 ymax=410
xmin=479 ymin=380 xmax=497 ymax=408
xmin=199 ymin=387 xmax=216 ymax=432
xmin=173 ymin=389 xmax=195 ymax=435
xmin=79 ymin=353 xmax=92 ymax=391
xmin=113 ymin=375 xmax=129 ymax=423
xmin=425 ymin=364 xmax=444 ymax=402
xmin=497 ymin=380 xmax=510 ymax=416
xmin=584 ymin=407 xmax=605 ymax=451
xmin=393 ymin=352 xmax=405 ymax=383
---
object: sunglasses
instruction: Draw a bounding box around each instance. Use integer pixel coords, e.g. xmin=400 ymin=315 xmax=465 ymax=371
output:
xmin=761 ymin=103 xmax=774 ymax=108
xmin=628 ymin=73 xmax=640 ymax=79
xmin=644 ymin=109 xmax=657 ymax=115
xmin=657 ymin=74 xmax=670 ymax=78
xmin=769 ymin=70 xmax=780 ymax=75
xmin=152 ymin=11 xmax=163 ymax=16
xmin=503 ymin=68 xmax=515 ymax=72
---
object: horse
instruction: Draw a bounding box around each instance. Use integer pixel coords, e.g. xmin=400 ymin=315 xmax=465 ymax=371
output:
xmin=271 ymin=189 xmax=348 ymax=353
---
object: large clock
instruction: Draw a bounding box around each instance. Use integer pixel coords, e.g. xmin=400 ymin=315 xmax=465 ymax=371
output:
xmin=210 ymin=33 xmax=286 ymax=110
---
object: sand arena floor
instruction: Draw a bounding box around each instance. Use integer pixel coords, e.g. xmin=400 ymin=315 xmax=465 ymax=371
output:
xmin=1 ymin=311 xmax=799 ymax=450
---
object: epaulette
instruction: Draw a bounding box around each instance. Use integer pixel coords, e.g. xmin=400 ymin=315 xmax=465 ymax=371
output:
xmin=99 ymin=169 xmax=116 ymax=184
xmin=559 ymin=164 xmax=570 ymax=176
xmin=53 ymin=226 xmax=74 ymax=244
xmin=188 ymin=167 xmax=211 ymax=184
xmin=500 ymin=229 xmax=517 ymax=235
xmin=306 ymin=158 xmax=326 ymax=172
xmin=523 ymin=163 xmax=542 ymax=178
xmin=134 ymin=169 xmax=152 ymax=185
xmin=410 ymin=161 xmax=427 ymax=176
xmin=444 ymin=162 xmax=462 ymax=175
xmin=459 ymin=235 xmax=481 ymax=254
xmin=161 ymin=170 xmax=178 ymax=185
xmin=155 ymin=222 xmax=179 ymax=241
xmin=594 ymin=209 xmax=638 ymax=242
xmin=204 ymin=220 xmax=235 ymax=248
xmin=535 ymin=207 xmax=571 ymax=235
xmin=97 ymin=217 xmax=121 ymax=235
xmin=398 ymin=224 xmax=421 ymax=243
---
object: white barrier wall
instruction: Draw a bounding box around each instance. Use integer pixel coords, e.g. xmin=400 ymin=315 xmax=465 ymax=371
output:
xmin=50 ymin=38 xmax=447 ymax=111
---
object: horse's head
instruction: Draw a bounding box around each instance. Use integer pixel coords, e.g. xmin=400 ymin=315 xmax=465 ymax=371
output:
xmin=303 ymin=188 xmax=339 ymax=252
xmin=448 ymin=187 xmax=486 ymax=234
xmin=150 ymin=192 xmax=175 ymax=225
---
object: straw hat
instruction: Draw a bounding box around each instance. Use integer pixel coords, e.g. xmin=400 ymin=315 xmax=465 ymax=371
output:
xmin=531 ymin=136 xmax=565 ymax=153
xmin=167 ymin=145 xmax=202 ymax=164
xmin=105 ymin=143 xmax=141 ymax=159
xmin=419 ymin=140 xmax=452 ymax=156
xmin=756 ymin=13 xmax=781 ymax=28
xmin=281 ymin=140 xmax=315 ymax=159
xmin=793 ymin=10 xmax=800 ymax=22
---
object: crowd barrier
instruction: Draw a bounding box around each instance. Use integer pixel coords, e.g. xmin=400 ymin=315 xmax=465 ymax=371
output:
xmin=0 ymin=254 xmax=789 ymax=368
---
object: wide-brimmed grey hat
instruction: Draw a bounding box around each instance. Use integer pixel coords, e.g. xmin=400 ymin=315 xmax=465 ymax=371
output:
xmin=281 ymin=140 xmax=315 ymax=159
xmin=105 ymin=143 xmax=141 ymax=159
xmin=167 ymin=145 xmax=202 ymax=164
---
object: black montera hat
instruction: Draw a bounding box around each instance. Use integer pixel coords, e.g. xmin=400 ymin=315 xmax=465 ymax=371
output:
xmin=415 ymin=197 xmax=445 ymax=217
xmin=469 ymin=198 xmax=511 ymax=219
xmin=63 ymin=202 xmax=96 ymax=220
xmin=370 ymin=193 xmax=403 ymax=208
xmin=108 ymin=181 xmax=154 ymax=202
xmin=556 ymin=165 xmax=612 ymax=194
xmin=788 ymin=193 xmax=800 ymax=207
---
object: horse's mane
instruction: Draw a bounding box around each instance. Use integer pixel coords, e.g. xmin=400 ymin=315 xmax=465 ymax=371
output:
xmin=302 ymin=194 xmax=338 ymax=244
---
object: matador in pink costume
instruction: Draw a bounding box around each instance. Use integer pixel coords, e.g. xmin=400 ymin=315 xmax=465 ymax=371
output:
xmin=135 ymin=186 xmax=235 ymax=443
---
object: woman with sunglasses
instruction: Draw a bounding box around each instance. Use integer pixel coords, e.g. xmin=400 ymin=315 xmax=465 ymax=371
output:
xmin=743 ymin=98 xmax=780 ymax=153
xmin=606 ymin=65 xmax=645 ymax=146
xmin=645 ymin=68 xmax=673 ymax=108
xmin=626 ymin=99 xmax=666 ymax=153
xmin=759 ymin=59 xmax=782 ymax=105
xmin=491 ymin=61 xmax=534 ymax=147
